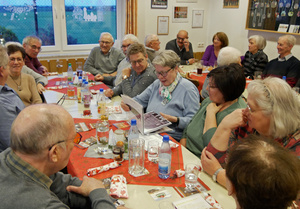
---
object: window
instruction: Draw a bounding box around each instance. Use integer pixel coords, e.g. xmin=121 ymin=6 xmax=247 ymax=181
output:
xmin=0 ymin=0 xmax=125 ymax=54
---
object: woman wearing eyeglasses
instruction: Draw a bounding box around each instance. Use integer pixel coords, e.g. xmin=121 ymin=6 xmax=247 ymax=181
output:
xmin=201 ymin=77 xmax=300 ymax=187
xmin=121 ymin=50 xmax=200 ymax=141
xmin=6 ymin=45 xmax=42 ymax=106
xmin=180 ymin=63 xmax=246 ymax=157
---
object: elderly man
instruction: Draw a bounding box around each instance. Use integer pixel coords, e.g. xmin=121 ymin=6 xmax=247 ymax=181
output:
xmin=201 ymin=46 xmax=242 ymax=99
xmin=22 ymin=36 xmax=48 ymax=76
xmin=165 ymin=30 xmax=194 ymax=65
xmin=95 ymin=34 xmax=138 ymax=87
xmin=104 ymin=43 xmax=156 ymax=98
xmin=84 ymin=32 xmax=125 ymax=80
xmin=0 ymin=46 xmax=25 ymax=153
xmin=263 ymin=35 xmax=300 ymax=87
xmin=0 ymin=104 xmax=116 ymax=208
xmin=144 ymin=34 xmax=160 ymax=62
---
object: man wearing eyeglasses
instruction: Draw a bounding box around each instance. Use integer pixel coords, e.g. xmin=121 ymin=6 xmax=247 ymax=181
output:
xmin=0 ymin=104 xmax=116 ymax=209
xmin=165 ymin=30 xmax=194 ymax=65
xmin=22 ymin=36 xmax=48 ymax=76
xmin=104 ymin=43 xmax=157 ymax=98
xmin=84 ymin=32 xmax=125 ymax=85
xmin=94 ymin=34 xmax=138 ymax=87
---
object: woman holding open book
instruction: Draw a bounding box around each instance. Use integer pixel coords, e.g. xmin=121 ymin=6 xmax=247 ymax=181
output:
xmin=121 ymin=50 xmax=200 ymax=141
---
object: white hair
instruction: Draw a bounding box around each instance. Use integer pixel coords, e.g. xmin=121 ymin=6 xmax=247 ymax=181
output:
xmin=217 ymin=46 xmax=242 ymax=66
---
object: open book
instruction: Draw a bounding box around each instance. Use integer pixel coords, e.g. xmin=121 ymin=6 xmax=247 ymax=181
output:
xmin=121 ymin=95 xmax=171 ymax=134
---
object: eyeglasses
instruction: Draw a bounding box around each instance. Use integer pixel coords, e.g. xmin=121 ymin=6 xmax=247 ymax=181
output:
xmin=29 ymin=44 xmax=42 ymax=51
xmin=177 ymin=36 xmax=187 ymax=41
xmin=9 ymin=57 xmax=23 ymax=62
xmin=154 ymin=67 xmax=173 ymax=77
xmin=130 ymin=58 xmax=145 ymax=65
xmin=48 ymin=132 xmax=82 ymax=151
xmin=121 ymin=44 xmax=131 ymax=48
xmin=100 ymin=41 xmax=112 ymax=45
xmin=246 ymin=104 xmax=253 ymax=114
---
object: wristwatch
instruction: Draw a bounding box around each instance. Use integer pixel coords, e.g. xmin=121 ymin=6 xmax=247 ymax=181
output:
xmin=212 ymin=167 xmax=223 ymax=182
xmin=114 ymin=199 xmax=125 ymax=207
xmin=122 ymin=75 xmax=128 ymax=80
xmin=186 ymin=60 xmax=190 ymax=65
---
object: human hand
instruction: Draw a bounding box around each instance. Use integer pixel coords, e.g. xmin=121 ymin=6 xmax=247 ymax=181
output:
xmin=206 ymin=103 xmax=223 ymax=115
xmin=160 ymin=112 xmax=177 ymax=123
xmin=42 ymin=66 xmax=48 ymax=73
xmin=122 ymin=68 xmax=131 ymax=77
xmin=37 ymin=83 xmax=45 ymax=94
xmin=120 ymin=101 xmax=130 ymax=112
xmin=201 ymin=147 xmax=222 ymax=176
xmin=180 ymin=138 xmax=187 ymax=147
xmin=220 ymin=109 xmax=247 ymax=130
xmin=183 ymin=39 xmax=190 ymax=50
xmin=188 ymin=58 xmax=195 ymax=64
xmin=94 ymin=74 xmax=104 ymax=81
xmin=104 ymin=89 xmax=114 ymax=98
xmin=66 ymin=176 xmax=105 ymax=197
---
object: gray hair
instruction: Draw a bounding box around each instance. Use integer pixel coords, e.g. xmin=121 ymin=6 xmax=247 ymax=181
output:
xmin=0 ymin=46 xmax=8 ymax=67
xmin=248 ymin=77 xmax=300 ymax=138
xmin=22 ymin=35 xmax=42 ymax=45
xmin=99 ymin=32 xmax=114 ymax=42
xmin=279 ymin=35 xmax=296 ymax=47
xmin=123 ymin=34 xmax=138 ymax=43
xmin=249 ymin=35 xmax=266 ymax=50
xmin=126 ymin=42 xmax=147 ymax=59
xmin=217 ymin=46 xmax=242 ymax=66
xmin=152 ymin=50 xmax=180 ymax=68
xmin=5 ymin=41 xmax=23 ymax=48
xmin=144 ymin=34 xmax=158 ymax=46
xmin=10 ymin=104 xmax=72 ymax=155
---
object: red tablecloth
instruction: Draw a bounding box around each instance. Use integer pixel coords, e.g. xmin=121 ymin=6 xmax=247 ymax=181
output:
xmin=68 ymin=118 xmax=185 ymax=187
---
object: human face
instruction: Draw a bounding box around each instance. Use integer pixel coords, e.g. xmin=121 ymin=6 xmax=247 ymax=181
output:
xmin=150 ymin=39 xmax=160 ymax=51
xmin=176 ymin=31 xmax=188 ymax=48
xmin=206 ymin=78 xmax=225 ymax=104
xmin=129 ymin=52 xmax=148 ymax=75
xmin=121 ymin=39 xmax=134 ymax=55
xmin=99 ymin=34 xmax=114 ymax=54
xmin=155 ymin=64 xmax=177 ymax=87
xmin=23 ymin=39 xmax=41 ymax=58
xmin=248 ymin=39 xmax=259 ymax=54
xmin=213 ymin=35 xmax=222 ymax=48
xmin=277 ymin=37 xmax=293 ymax=58
xmin=0 ymin=64 xmax=9 ymax=85
xmin=8 ymin=51 xmax=24 ymax=77
xmin=245 ymin=94 xmax=271 ymax=136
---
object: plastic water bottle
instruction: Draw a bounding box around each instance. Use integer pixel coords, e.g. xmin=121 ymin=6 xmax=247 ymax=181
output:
xmin=82 ymin=81 xmax=91 ymax=108
xmin=158 ymin=135 xmax=172 ymax=179
xmin=67 ymin=63 xmax=73 ymax=83
xmin=128 ymin=119 xmax=139 ymax=141
xmin=97 ymin=88 xmax=108 ymax=120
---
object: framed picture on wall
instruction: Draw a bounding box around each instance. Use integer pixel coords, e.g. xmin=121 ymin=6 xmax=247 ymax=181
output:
xmin=151 ymin=0 xmax=168 ymax=9
xmin=176 ymin=0 xmax=197 ymax=2
xmin=223 ymin=0 xmax=239 ymax=8
xmin=192 ymin=10 xmax=204 ymax=28
xmin=172 ymin=6 xmax=188 ymax=23
xmin=157 ymin=16 xmax=169 ymax=35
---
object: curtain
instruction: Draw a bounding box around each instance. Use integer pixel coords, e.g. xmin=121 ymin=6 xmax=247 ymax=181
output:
xmin=125 ymin=0 xmax=137 ymax=35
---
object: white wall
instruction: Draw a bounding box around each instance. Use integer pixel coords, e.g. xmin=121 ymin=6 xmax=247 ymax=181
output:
xmin=138 ymin=0 xmax=300 ymax=60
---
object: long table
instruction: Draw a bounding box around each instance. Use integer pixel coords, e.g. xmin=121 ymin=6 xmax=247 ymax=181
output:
xmin=44 ymin=75 xmax=236 ymax=209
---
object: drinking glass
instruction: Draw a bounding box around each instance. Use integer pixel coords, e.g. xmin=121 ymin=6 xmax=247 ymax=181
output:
xmin=185 ymin=163 xmax=200 ymax=189
xmin=114 ymin=129 xmax=125 ymax=143
xmin=128 ymin=138 xmax=145 ymax=176
xmin=56 ymin=60 xmax=63 ymax=76
xmin=254 ymin=71 xmax=262 ymax=80
xmin=96 ymin=121 xmax=109 ymax=153
xmin=67 ymin=85 xmax=75 ymax=99
xmin=148 ymin=140 xmax=159 ymax=162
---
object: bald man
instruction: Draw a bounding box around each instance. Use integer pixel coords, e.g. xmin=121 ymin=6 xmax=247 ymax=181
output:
xmin=165 ymin=30 xmax=194 ymax=65
xmin=0 ymin=104 xmax=116 ymax=208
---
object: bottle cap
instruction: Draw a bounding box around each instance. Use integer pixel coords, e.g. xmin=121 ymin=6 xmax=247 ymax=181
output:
xmin=282 ymin=76 xmax=286 ymax=80
xmin=131 ymin=119 xmax=137 ymax=126
xmin=84 ymin=81 xmax=88 ymax=84
xmin=163 ymin=135 xmax=169 ymax=142
xmin=82 ymin=79 xmax=86 ymax=83
xmin=68 ymin=63 xmax=71 ymax=67
xmin=100 ymin=88 xmax=104 ymax=93
xmin=78 ymin=76 xmax=82 ymax=79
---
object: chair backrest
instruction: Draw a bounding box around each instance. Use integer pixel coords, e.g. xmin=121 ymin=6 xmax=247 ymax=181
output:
xmin=186 ymin=77 xmax=200 ymax=88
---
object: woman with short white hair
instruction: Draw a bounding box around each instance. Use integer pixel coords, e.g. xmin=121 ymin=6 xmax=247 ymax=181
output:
xmin=242 ymin=35 xmax=268 ymax=79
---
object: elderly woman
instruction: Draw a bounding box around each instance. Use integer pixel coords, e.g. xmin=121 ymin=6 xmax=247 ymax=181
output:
xmin=226 ymin=136 xmax=300 ymax=209
xmin=201 ymin=32 xmax=229 ymax=67
xmin=242 ymin=35 xmax=268 ymax=79
xmin=122 ymin=50 xmax=200 ymax=141
xmin=180 ymin=63 xmax=246 ymax=157
xmin=201 ymin=77 xmax=300 ymax=187
xmin=6 ymin=45 xmax=42 ymax=106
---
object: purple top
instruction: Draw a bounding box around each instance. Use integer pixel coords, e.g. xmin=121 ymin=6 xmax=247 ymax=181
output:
xmin=201 ymin=45 xmax=217 ymax=66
